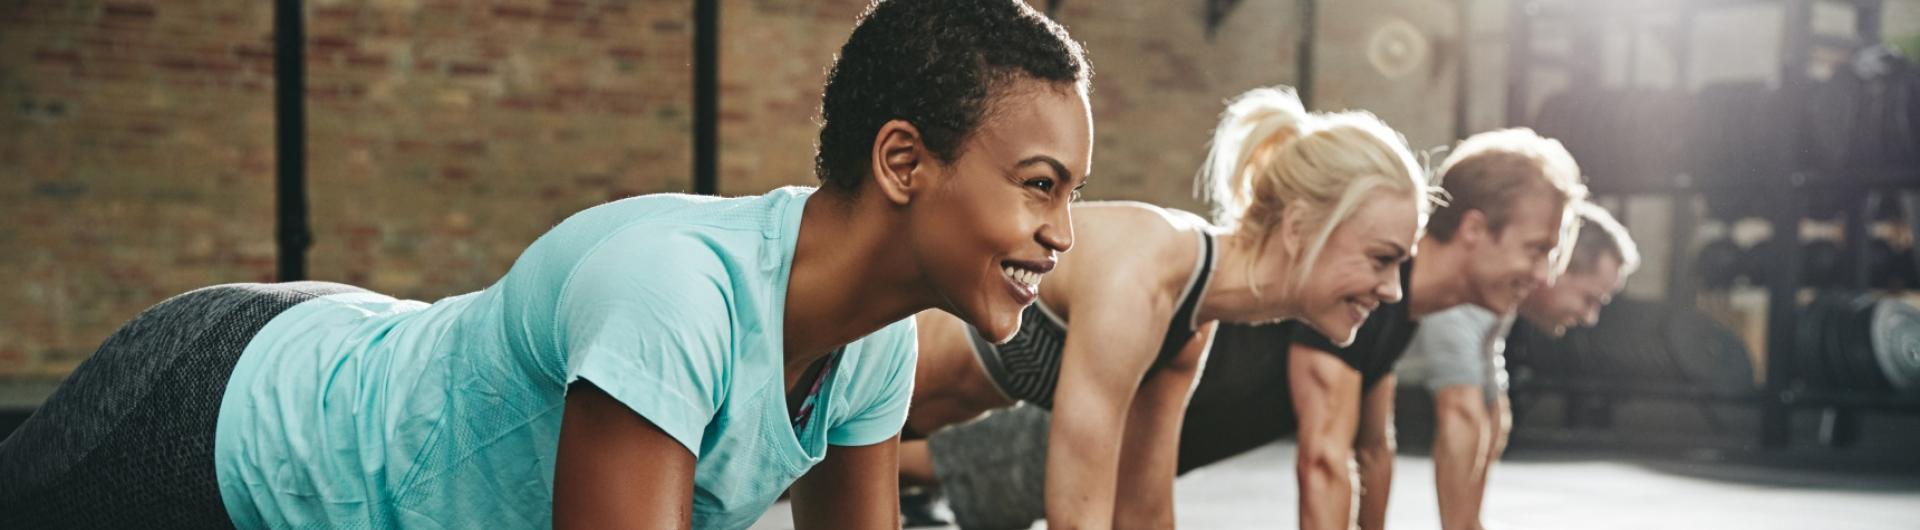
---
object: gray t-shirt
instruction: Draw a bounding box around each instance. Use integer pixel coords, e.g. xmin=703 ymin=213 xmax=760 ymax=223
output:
xmin=1395 ymin=304 xmax=1515 ymax=400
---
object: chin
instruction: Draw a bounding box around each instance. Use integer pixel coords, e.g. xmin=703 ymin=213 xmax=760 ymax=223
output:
xmin=1310 ymin=315 xmax=1360 ymax=347
xmin=973 ymin=305 xmax=1023 ymax=344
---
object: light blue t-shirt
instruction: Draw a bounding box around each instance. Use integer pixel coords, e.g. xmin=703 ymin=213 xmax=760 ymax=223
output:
xmin=214 ymin=186 xmax=918 ymax=530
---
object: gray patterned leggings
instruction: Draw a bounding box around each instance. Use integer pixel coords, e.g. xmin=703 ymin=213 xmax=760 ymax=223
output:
xmin=0 ymin=281 xmax=363 ymax=529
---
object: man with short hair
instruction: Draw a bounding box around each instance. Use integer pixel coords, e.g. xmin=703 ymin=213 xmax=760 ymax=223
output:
xmin=911 ymin=128 xmax=1590 ymax=530
xmin=1395 ymin=201 xmax=1640 ymax=530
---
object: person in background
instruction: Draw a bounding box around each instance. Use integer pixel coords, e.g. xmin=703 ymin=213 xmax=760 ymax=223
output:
xmin=1395 ymin=201 xmax=1640 ymax=530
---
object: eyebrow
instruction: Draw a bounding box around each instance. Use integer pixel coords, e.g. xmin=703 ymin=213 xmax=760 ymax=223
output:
xmin=1018 ymin=156 xmax=1080 ymax=188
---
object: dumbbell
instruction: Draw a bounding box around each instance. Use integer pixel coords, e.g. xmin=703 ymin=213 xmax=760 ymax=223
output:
xmin=1696 ymin=238 xmax=1744 ymax=289
xmin=1868 ymin=239 xmax=1920 ymax=290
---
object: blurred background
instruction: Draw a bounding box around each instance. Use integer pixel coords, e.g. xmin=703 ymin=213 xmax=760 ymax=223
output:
xmin=3 ymin=0 xmax=1918 ymax=526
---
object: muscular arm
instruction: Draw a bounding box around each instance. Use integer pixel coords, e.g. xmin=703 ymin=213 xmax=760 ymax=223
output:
xmin=554 ymin=381 xmax=696 ymax=530
xmin=1112 ymin=323 xmax=1217 ymax=529
xmin=1431 ymin=384 xmax=1492 ymax=530
xmin=1044 ymin=276 xmax=1173 ymax=530
xmin=1289 ymin=344 xmax=1364 ymax=530
xmin=1354 ymin=375 xmax=1398 ymax=530
xmin=1464 ymin=391 xmax=1513 ymax=527
xmin=790 ymin=437 xmax=902 ymax=530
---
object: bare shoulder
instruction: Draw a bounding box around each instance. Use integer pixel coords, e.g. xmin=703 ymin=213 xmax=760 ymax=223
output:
xmin=1064 ymin=201 xmax=1213 ymax=302
xmin=1072 ymin=201 xmax=1212 ymax=245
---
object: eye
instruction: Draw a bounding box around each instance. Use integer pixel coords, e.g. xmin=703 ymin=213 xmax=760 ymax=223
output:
xmin=1025 ymin=177 xmax=1056 ymax=193
xmin=1070 ymin=181 xmax=1087 ymax=202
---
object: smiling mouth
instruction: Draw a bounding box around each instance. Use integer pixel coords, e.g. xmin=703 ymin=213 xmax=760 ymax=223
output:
xmin=1002 ymin=265 xmax=1042 ymax=290
xmin=1344 ymin=297 xmax=1377 ymax=321
xmin=999 ymin=260 xmax=1051 ymax=303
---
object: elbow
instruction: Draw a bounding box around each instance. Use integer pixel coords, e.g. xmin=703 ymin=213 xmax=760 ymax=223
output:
xmin=1354 ymin=435 xmax=1395 ymax=470
xmin=1436 ymin=393 xmax=1492 ymax=435
xmin=1296 ymin=442 xmax=1353 ymax=488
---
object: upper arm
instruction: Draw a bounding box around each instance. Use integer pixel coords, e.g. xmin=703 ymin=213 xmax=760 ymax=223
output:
xmin=554 ymin=380 xmax=697 ymax=530
xmin=827 ymin=319 xmax=920 ymax=447
xmin=559 ymin=230 xmax=734 ymax=455
xmin=1117 ymin=322 xmax=1216 ymax=475
xmin=1051 ymin=269 xmax=1176 ymax=422
xmin=790 ymin=437 xmax=902 ymax=530
xmin=1403 ymin=307 xmax=1499 ymax=393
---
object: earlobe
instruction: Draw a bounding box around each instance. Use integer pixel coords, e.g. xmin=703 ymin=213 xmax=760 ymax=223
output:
xmin=869 ymin=120 xmax=922 ymax=207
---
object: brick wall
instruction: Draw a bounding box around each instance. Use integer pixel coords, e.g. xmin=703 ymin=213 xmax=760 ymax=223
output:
xmin=1 ymin=0 xmax=1464 ymax=381
xmin=298 ymin=0 xmax=693 ymax=300
xmin=0 ymin=0 xmax=692 ymax=379
xmin=1 ymin=1 xmax=279 ymax=377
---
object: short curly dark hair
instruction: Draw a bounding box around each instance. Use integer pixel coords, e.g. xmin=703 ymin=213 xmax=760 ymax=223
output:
xmin=815 ymin=0 xmax=1091 ymax=192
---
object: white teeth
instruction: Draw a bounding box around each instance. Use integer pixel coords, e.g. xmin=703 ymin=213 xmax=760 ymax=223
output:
xmin=1003 ymin=266 xmax=1042 ymax=289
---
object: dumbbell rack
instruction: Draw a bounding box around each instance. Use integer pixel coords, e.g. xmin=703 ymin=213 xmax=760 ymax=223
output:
xmin=1503 ymin=0 xmax=1920 ymax=452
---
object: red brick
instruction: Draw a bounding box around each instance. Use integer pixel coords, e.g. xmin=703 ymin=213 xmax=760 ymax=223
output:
xmin=310 ymin=5 xmax=357 ymax=20
xmin=233 ymin=45 xmax=275 ymax=62
xmin=445 ymin=140 xmax=488 ymax=155
xmin=34 ymin=49 xmax=82 ymax=66
xmin=101 ymin=2 xmax=157 ymax=19
xmin=345 ymin=52 xmax=389 ymax=69
xmin=447 ymin=62 xmax=492 ymax=76
xmin=608 ymin=46 xmax=646 ymax=60
xmin=492 ymin=5 xmax=536 ymax=19
xmin=310 ymin=35 xmax=355 ymax=51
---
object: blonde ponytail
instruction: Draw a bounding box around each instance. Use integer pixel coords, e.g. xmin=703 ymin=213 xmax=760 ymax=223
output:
xmin=1194 ymin=85 xmax=1434 ymax=297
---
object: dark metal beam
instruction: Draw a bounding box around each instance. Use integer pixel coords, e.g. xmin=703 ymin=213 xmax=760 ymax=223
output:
xmin=694 ymin=0 xmax=718 ymax=195
xmin=1297 ymin=0 xmax=1316 ymax=108
xmin=274 ymin=0 xmax=310 ymax=281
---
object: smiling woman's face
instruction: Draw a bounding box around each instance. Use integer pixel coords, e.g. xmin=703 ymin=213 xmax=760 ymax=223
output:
xmin=1288 ymin=192 xmax=1420 ymax=346
xmin=908 ymin=80 xmax=1093 ymax=342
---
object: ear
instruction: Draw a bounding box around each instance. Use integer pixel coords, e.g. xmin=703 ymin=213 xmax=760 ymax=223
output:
xmin=868 ymin=119 xmax=926 ymax=207
xmin=1276 ymin=202 xmax=1311 ymax=260
xmin=1458 ymin=209 xmax=1491 ymax=245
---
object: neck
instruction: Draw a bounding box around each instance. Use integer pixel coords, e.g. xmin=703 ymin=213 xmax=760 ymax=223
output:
xmin=1194 ymin=228 xmax=1295 ymax=324
xmin=782 ymin=189 xmax=940 ymax=371
xmin=1410 ymin=234 xmax=1472 ymax=317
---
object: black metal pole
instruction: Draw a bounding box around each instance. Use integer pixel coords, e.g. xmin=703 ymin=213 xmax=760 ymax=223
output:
xmin=274 ymin=0 xmax=310 ymax=281
xmin=1504 ymin=0 xmax=1529 ymax=127
xmin=1452 ymin=0 xmax=1471 ymax=140
xmin=1297 ymin=0 xmax=1316 ymax=108
xmin=1761 ymin=0 xmax=1815 ymax=450
xmin=693 ymin=0 xmax=718 ymax=195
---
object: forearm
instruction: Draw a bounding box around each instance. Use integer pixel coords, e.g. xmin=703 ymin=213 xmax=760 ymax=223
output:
xmin=1112 ymin=476 xmax=1176 ymax=530
xmin=1432 ymin=412 xmax=1488 ymax=530
xmin=1354 ymin=378 xmax=1397 ymax=530
xmin=1297 ymin=445 xmax=1356 ymax=530
xmin=1464 ymin=394 xmax=1513 ymax=524
xmin=1110 ymin=422 xmax=1181 ymax=529
xmin=791 ymin=440 xmax=902 ymax=530
xmin=1355 ymin=444 xmax=1393 ymax=530
xmin=1111 ymin=360 xmax=1205 ymax=530
xmin=1044 ymin=453 xmax=1118 ymax=530
xmin=1043 ymin=402 xmax=1129 ymax=530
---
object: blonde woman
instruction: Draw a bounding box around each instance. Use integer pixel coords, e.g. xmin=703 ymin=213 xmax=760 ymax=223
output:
xmin=899 ymin=87 xmax=1435 ymax=529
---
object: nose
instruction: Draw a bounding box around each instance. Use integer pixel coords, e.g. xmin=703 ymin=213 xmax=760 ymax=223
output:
xmin=1375 ymin=267 xmax=1404 ymax=303
xmin=1037 ymin=204 xmax=1074 ymax=253
xmin=1528 ymin=260 xmax=1553 ymax=290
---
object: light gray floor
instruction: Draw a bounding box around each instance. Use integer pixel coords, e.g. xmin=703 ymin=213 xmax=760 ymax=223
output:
xmin=750 ymin=441 xmax=1920 ymax=529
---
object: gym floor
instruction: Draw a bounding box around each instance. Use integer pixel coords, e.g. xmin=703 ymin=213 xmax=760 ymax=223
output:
xmin=749 ymin=441 xmax=1920 ymax=529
